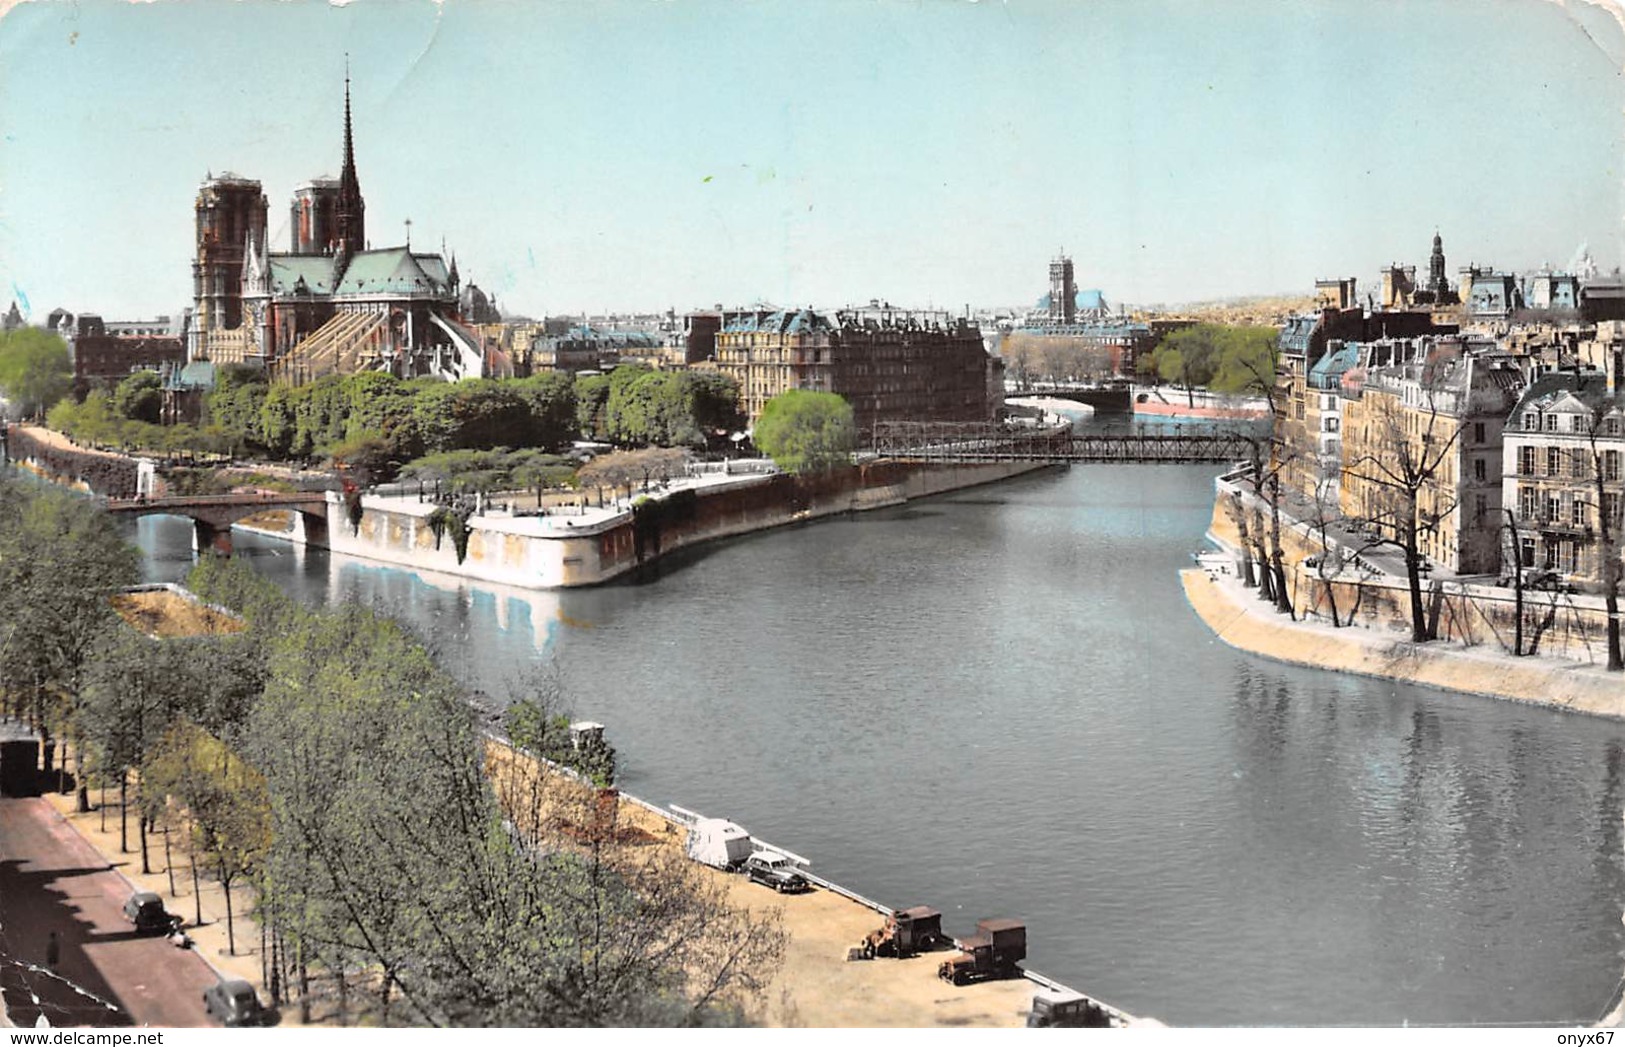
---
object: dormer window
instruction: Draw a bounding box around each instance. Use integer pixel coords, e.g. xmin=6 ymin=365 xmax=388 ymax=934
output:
xmin=1546 ymin=414 xmax=1558 ymax=432
xmin=1524 ymin=412 xmax=1537 ymax=429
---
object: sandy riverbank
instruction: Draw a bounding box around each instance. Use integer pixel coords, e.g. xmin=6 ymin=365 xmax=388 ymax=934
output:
xmin=482 ymin=739 xmax=1048 ymax=1028
xmin=1182 ymin=568 xmax=1625 ymax=719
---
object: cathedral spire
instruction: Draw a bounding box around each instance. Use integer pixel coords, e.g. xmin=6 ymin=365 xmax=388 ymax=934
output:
xmin=334 ymin=58 xmax=366 ymax=271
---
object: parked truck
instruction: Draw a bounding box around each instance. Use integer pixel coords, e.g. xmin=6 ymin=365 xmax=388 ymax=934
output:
xmin=860 ymin=906 xmax=946 ymax=959
xmin=937 ymin=918 xmax=1026 ymax=986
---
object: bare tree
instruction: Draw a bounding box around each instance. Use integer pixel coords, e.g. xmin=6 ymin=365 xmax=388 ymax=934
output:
xmin=1342 ymin=377 xmax=1465 ymax=644
xmin=1573 ymin=402 xmax=1624 ymax=669
xmin=1234 ymin=354 xmax=1295 ymax=616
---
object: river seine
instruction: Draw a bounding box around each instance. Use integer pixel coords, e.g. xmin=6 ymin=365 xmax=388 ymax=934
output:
xmin=126 ymin=461 xmax=1625 ymax=1027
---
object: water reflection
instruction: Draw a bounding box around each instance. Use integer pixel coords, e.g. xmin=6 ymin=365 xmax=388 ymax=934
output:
xmin=115 ymin=462 xmax=1625 ymax=1026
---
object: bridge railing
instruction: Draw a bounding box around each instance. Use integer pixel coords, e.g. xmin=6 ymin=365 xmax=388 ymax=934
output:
xmin=101 ymin=491 xmax=330 ymax=510
xmin=866 ymin=422 xmax=1265 ymax=463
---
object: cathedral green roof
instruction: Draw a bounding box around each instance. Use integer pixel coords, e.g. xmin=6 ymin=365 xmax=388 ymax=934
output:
xmin=334 ymin=247 xmax=451 ymax=297
xmin=268 ymin=255 xmax=335 ymax=296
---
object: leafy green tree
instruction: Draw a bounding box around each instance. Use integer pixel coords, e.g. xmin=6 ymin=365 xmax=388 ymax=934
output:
xmin=511 ymin=372 xmax=579 ymax=450
xmin=145 ymin=719 xmax=269 ymax=955
xmin=683 ymin=371 xmax=744 ymax=446
xmin=181 ymin=548 xmax=784 ymax=1026
xmin=574 ymin=373 xmax=612 ymax=442
xmin=0 ymin=480 xmax=139 ymax=797
xmin=80 ymin=631 xmax=175 ymax=865
xmin=600 ymin=365 xmax=654 ymax=443
xmin=408 ymin=380 xmax=463 ymax=456
xmin=1209 ymin=326 xmax=1280 ymax=394
xmin=0 ymin=328 xmax=72 ymax=418
xmin=329 ymin=431 xmax=403 ymax=487
xmin=753 ymin=390 xmax=856 ymax=474
xmin=1143 ymin=323 xmax=1279 ymax=401
xmin=205 ymin=366 xmax=270 ymax=450
xmin=449 ymin=381 xmax=534 ymax=450
xmin=111 ymin=370 xmax=163 ymax=424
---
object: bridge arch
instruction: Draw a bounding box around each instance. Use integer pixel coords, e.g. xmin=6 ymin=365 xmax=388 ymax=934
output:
xmin=103 ymin=493 xmax=331 ymax=556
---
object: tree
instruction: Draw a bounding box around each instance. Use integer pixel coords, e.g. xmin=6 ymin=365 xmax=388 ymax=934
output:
xmin=0 ymin=479 xmax=139 ymax=797
xmin=753 ymin=390 xmax=855 ymax=474
xmin=1142 ymin=323 xmax=1278 ymax=405
xmin=79 ymin=631 xmax=168 ymax=862
xmin=1559 ymin=396 xmax=1625 ymax=669
xmin=683 ymin=372 xmax=745 ymax=449
xmin=329 ymin=432 xmax=403 ymax=488
xmin=1228 ymin=353 xmax=1296 ymax=616
xmin=145 ymin=720 xmax=270 ymax=956
xmin=575 ymin=373 xmax=613 ymax=442
xmin=0 ymin=328 xmax=72 ymax=418
xmin=511 ymin=372 xmax=579 ymax=451
xmin=111 ymin=370 xmax=163 ymax=424
xmin=1342 ymin=378 xmax=1464 ymax=643
xmin=576 ymin=448 xmax=687 ymax=500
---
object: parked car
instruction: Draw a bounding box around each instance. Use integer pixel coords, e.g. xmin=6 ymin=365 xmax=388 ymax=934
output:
xmin=744 ymin=850 xmax=809 ymax=893
xmin=121 ymin=891 xmax=172 ymax=935
xmin=203 ymin=978 xmax=267 ymax=1026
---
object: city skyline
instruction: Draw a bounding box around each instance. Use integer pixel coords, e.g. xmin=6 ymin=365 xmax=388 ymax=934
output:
xmin=0 ymin=0 xmax=1621 ymax=322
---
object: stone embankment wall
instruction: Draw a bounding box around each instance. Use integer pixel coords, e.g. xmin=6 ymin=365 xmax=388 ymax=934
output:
xmin=617 ymin=460 xmax=1045 ymax=569
xmin=4 ymin=425 xmax=140 ymax=496
xmin=320 ymin=460 xmax=1051 ymax=590
xmin=320 ymin=495 xmax=612 ymax=589
xmin=1183 ymin=568 xmax=1625 ymax=719
xmin=1208 ymin=480 xmax=1620 ymax=667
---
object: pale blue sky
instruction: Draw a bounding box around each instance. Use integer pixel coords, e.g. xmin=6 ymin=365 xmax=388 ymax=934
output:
xmin=0 ymin=0 xmax=1621 ymax=320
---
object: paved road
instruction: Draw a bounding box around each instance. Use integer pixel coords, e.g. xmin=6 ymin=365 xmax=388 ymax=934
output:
xmin=0 ymin=796 xmax=216 ymax=1027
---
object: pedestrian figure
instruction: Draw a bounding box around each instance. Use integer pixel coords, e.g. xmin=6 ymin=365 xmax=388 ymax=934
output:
xmin=46 ymin=930 xmax=59 ymax=969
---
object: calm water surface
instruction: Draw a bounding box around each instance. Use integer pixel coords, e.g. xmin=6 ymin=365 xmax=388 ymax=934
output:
xmin=126 ymin=461 xmax=1625 ymax=1026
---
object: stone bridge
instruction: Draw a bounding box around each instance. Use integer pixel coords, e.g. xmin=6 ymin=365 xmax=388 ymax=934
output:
xmin=101 ymin=491 xmax=331 ymax=555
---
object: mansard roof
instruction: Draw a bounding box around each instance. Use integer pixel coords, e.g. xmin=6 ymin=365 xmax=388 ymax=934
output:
xmin=1308 ymin=341 xmax=1360 ymax=389
xmin=1508 ymin=370 xmax=1612 ymax=420
xmin=720 ymin=307 xmax=833 ymax=335
xmin=1279 ymin=314 xmax=1320 ymax=356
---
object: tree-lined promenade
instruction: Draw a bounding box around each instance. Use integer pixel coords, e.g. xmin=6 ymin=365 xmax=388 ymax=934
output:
xmin=0 ymin=472 xmax=783 ymax=1026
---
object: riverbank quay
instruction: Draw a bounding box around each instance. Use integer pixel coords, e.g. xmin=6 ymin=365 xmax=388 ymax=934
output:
xmin=273 ymin=458 xmax=1055 ymax=589
xmin=1183 ymin=567 xmax=1625 ymax=718
xmin=483 ymin=737 xmax=1136 ymax=1028
xmin=5 ymin=422 xmax=1054 ymax=591
xmin=1207 ymin=475 xmax=1625 ymax=672
xmin=13 ymin=731 xmax=1116 ymax=1027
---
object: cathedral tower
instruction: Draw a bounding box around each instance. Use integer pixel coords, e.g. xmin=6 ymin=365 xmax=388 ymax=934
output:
xmin=191 ymin=174 xmax=268 ymax=339
xmin=290 ymin=178 xmax=341 ymax=254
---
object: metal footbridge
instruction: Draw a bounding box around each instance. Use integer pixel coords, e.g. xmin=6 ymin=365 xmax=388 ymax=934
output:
xmin=867 ymin=422 xmax=1264 ymax=464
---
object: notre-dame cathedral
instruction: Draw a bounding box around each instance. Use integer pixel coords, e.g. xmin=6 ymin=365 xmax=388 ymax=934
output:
xmin=189 ymin=75 xmax=504 ymax=383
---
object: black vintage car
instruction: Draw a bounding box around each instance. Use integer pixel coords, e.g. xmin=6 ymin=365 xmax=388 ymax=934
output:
xmin=203 ymin=978 xmax=268 ymax=1027
xmin=121 ymin=891 xmax=172 ymax=935
xmin=743 ymin=851 xmax=809 ymax=893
